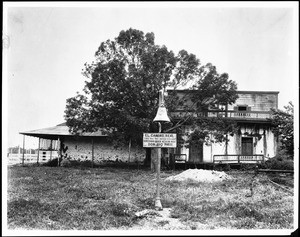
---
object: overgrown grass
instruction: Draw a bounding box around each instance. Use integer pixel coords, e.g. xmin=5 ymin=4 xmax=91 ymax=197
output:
xmin=7 ymin=166 xmax=294 ymax=230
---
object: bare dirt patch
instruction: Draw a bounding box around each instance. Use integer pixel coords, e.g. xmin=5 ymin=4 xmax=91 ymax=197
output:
xmin=165 ymin=168 xmax=232 ymax=183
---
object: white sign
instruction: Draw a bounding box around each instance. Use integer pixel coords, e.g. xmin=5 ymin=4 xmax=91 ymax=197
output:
xmin=143 ymin=133 xmax=177 ymax=148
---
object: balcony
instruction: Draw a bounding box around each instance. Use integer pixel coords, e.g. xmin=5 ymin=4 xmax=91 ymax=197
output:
xmin=170 ymin=110 xmax=272 ymax=121
xmin=213 ymin=154 xmax=265 ymax=164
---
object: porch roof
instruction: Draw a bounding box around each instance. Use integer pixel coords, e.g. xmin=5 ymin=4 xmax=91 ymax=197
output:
xmin=20 ymin=123 xmax=107 ymax=140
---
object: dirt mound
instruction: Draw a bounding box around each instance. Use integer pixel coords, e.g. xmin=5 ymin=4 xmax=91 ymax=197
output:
xmin=165 ymin=169 xmax=232 ymax=183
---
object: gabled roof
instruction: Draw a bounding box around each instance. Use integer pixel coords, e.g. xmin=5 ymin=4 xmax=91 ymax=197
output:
xmin=20 ymin=123 xmax=107 ymax=140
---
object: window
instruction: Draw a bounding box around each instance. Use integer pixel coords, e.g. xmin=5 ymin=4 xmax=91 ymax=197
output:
xmin=238 ymin=106 xmax=247 ymax=111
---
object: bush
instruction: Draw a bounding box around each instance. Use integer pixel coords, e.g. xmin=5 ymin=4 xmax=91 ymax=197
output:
xmin=43 ymin=158 xmax=62 ymax=167
xmin=43 ymin=158 xmax=96 ymax=168
xmin=263 ymin=157 xmax=294 ymax=170
xmin=60 ymin=159 xmax=72 ymax=167
xmin=240 ymin=164 xmax=258 ymax=171
xmin=61 ymin=159 xmax=95 ymax=168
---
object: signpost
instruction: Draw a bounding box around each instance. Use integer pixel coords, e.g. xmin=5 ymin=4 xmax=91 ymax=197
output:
xmin=143 ymin=133 xmax=177 ymax=148
xmin=144 ymin=88 xmax=173 ymax=211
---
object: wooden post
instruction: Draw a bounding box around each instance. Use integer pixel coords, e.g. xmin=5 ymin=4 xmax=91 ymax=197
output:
xmin=155 ymin=122 xmax=163 ymax=210
xmin=58 ymin=137 xmax=61 ymax=167
xmin=128 ymin=138 xmax=131 ymax=163
xmin=225 ymin=104 xmax=228 ymax=156
xmin=50 ymin=140 xmax=53 ymax=161
xmin=37 ymin=138 xmax=40 ymax=164
xmin=22 ymin=135 xmax=25 ymax=166
xmin=92 ymin=138 xmax=94 ymax=168
xmin=225 ymin=134 xmax=228 ymax=155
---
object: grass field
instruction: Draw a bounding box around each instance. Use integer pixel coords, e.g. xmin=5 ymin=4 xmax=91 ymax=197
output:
xmin=6 ymin=165 xmax=294 ymax=230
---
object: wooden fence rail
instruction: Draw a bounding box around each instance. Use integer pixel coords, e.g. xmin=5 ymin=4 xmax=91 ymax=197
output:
xmin=213 ymin=154 xmax=265 ymax=164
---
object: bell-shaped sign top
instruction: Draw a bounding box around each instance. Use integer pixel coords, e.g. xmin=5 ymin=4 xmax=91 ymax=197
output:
xmin=153 ymin=89 xmax=170 ymax=123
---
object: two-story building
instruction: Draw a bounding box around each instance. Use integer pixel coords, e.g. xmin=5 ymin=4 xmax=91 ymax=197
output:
xmin=168 ymin=90 xmax=279 ymax=165
xmin=18 ymin=90 xmax=279 ymax=166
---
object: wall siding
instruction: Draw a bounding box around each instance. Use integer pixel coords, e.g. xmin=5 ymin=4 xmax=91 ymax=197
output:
xmin=228 ymin=93 xmax=278 ymax=111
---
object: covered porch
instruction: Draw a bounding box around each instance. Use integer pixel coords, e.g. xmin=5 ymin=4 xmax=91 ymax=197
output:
xmin=19 ymin=123 xmax=106 ymax=166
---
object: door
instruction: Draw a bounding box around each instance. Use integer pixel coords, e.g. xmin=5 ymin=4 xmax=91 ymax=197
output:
xmin=189 ymin=142 xmax=203 ymax=163
xmin=241 ymin=137 xmax=253 ymax=155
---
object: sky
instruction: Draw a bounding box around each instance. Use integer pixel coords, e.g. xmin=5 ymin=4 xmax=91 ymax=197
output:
xmin=3 ymin=2 xmax=299 ymax=149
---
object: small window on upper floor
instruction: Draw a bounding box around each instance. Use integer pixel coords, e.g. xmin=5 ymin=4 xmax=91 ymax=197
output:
xmin=238 ymin=106 xmax=247 ymax=111
xmin=234 ymin=105 xmax=251 ymax=111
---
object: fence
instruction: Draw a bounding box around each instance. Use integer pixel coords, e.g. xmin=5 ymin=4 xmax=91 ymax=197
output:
xmin=7 ymin=152 xmax=58 ymax=165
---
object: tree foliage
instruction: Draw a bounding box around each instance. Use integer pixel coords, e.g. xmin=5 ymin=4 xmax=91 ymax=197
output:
xmin=269 ymin=102 xmax=294 ymax=157
xmin=64 ymin=28 xmax=238 ymax=148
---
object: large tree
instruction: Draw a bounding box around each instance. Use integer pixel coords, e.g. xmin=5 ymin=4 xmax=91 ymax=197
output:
xmin=269 ymin=102 xmax=294 ymax=157
xmin=64 ymin=28 xmax=238 ymax=163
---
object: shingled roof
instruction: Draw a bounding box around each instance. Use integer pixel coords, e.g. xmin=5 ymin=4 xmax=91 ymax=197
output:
xmin=20 ymin=123 xmax=107 ymax=140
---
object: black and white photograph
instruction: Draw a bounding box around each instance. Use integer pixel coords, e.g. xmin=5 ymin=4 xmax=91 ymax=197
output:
xmin=2 ymin=1 xmax=299 ymax=236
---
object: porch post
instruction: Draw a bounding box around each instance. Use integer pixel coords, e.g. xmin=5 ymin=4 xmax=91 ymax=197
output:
xmin=92 ymin=138 xmax=94 ymax=168
xmin=37 ymin=138 xmax=40 ymax=164
xmin=22 ymin=135 xmax=25 ymax=166
xmin=128 ymin=138 xmax=131 ymax=163
xmin=58 ymin=136 xmax=61 ymax=167
xmin=50 ymin=140 xmax=53 ymax=161
xmin=225 ymin=135 xmax=228 ymax=155
xmin=225 ymin=104 xmax=228 ymax=156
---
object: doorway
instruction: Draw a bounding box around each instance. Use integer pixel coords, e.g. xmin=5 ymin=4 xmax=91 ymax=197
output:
xmin=241 ymin=137 xmax=253 ymax=155
xmin=189 ymin=142 xmax=203 ymax=163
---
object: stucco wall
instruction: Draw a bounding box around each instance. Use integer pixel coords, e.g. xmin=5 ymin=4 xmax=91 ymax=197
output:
xmin=61 ymin=137 xmax=146 ymax=163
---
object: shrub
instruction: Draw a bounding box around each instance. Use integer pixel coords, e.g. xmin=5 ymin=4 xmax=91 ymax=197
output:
xmin=262 ymin=156 xmax=294 ymax=170
xmin=80 ymin=160 xmax=94 ymax=168
xmin=43 ymin=158 xmax=62 ymax=167
xmin=223 ymin=164 xmax=231 ymax=171
xmin=60 ymin=159 xmax=72 ymax=167
xmin=240 ymin=163 xmax=258 ymax=171
xmin=62 ymin=159 xmax=95 ymax=168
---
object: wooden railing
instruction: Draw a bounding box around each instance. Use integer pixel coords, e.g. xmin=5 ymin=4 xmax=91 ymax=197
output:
xmin=226 ymin=111 xmax=272 ymax=119
xmin=170 ymin=110 xmax=272 ymax=120
xmin=213 ymin=154 xmax=265 ymax=164
xmin=174 ymin=154 xmax=187 ymax=163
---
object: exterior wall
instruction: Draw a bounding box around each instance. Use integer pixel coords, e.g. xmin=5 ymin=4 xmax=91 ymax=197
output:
xmin=170 ymin=91 xmax=279 ymax=163
xmin=61 ymin=137 xmax=145 ymax=163
xmin=228 ymin=92 xmax=278 ymax=111
xmin=177 ymin=123 xmax=277 ymax=163
xmin=169 ymin=90 xmax=279 ymax=112
xmin=202 ymin=124 xmax=277 ymax=162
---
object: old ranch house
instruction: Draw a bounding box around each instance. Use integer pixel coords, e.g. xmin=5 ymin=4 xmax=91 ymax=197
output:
xmin=19 ymin=90 xmax=279 ymax=167
xmin=167 ymin=90 xmax=279 ymax=166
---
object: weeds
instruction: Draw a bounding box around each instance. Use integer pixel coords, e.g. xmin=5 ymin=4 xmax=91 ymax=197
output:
xmin=7 ymin=166 xmax=294 ymax=230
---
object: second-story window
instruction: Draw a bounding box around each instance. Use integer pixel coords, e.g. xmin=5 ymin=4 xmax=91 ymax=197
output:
xmin=238 ymin=106 xmax=247 ymax=111
xmin=234 ymin=105 xmax=251 ymax=111
xmin=233 ymin=105 xmax=251 ymax=117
